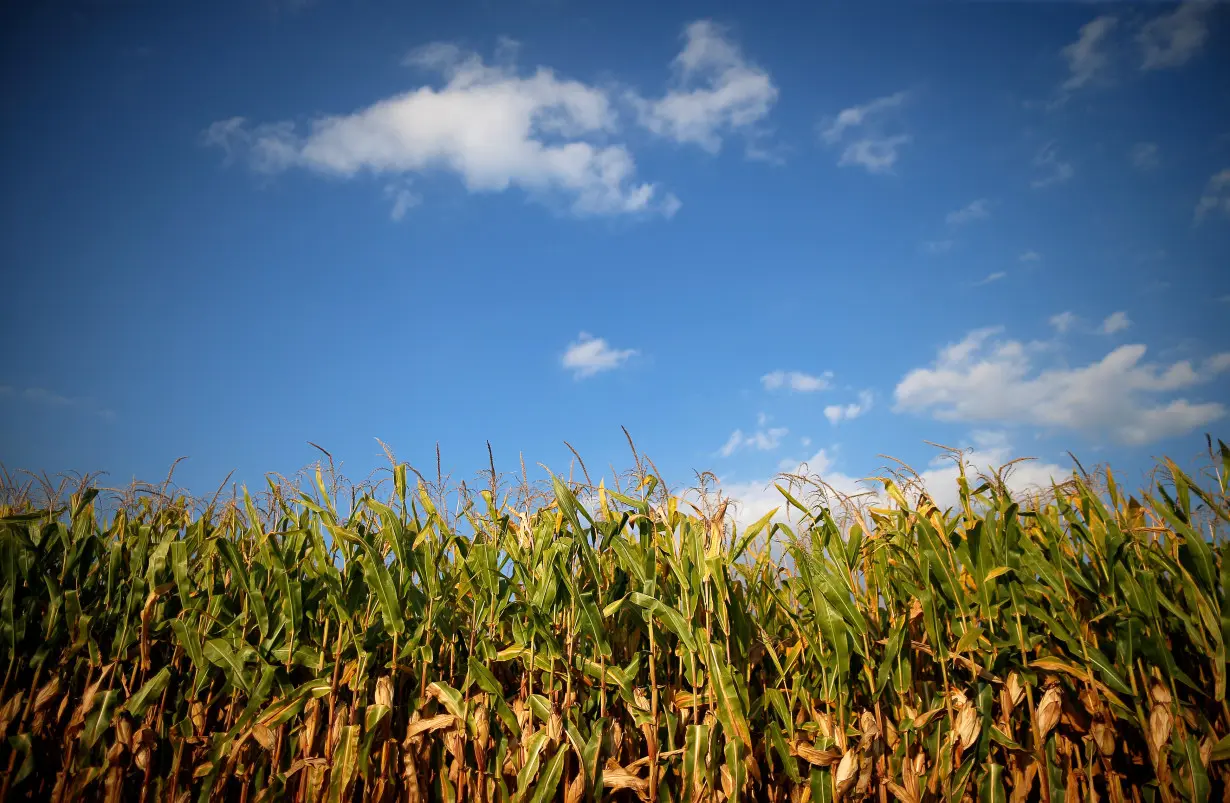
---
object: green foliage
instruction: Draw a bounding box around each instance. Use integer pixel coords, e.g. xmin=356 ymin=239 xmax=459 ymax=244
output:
xmin=0 ymin=441 xmax=1228 ymax=802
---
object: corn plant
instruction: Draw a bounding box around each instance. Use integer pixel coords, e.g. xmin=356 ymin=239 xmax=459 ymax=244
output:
xmin=0 ymin=439 xmax=1228 ymax=802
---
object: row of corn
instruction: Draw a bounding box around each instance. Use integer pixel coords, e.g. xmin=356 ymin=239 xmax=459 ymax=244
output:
xmin=0 ymin=440 xmax=1228 ymax=802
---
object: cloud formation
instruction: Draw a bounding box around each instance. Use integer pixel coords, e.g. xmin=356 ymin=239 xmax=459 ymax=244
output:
xmin=1100 ymin=311 xmax=1131 ymax=335
xmin=209 ymin=32 xmax=792 ymax=217
xmin=946 ymin=198 xmax=992 ymax=226
xmin=761 ymin=370 xmax=832 ymax=392
xmin=1031 ymin=143 xmax=1074 ymax=189
xmin=718 ymin=425 xmax=789 ymax=457
xmin=1061 ymin=15 xmax=1118 ymax=91
xmin=819 ymin=92 xmax=911 ymax=174
xmin=719 ymin=431 xmax=1069 ymax=527
xmin=894 ymin=327 xmax=1229 ymax=445
xmin=1049 ymin=311 xmax=1078 ymax=334
xmin=632 ymin=21 xmax=778 ymax=156
xmin=824 ymin=390 xmax=873 ymax=425
xmin=1195 ymin=169 xmax=1230 ymax=222
xmin=973 ymin=271 xmax=1007 ymax=287
xmin=1138 ymin=2 xmax=1212 ymax=71
xmin=561 ymin=333 xmax=637 ymax=378
xmin=1131 ymin=142 xmax=1159 ymax=171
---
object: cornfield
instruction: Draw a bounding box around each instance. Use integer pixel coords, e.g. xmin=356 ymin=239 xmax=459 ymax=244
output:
xmin=1 ymin=438 xmax=1229 ymax=803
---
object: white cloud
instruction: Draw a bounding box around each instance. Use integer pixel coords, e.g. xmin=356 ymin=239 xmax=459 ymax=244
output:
xmin=837 ymin=135 xmax=912 ymax=174
xmin=1061 ymin=15 xmax=1118 ymax=91
xmin=824 ymin=390 xmax=873 ymax=425
xmin=718 ymin=448 xmax=871 ymax=526
xmin=973 ymin=271 xmax=1007 ymax=287
xmin=1195 ymin=169 xmax=1230 ymax=222
xmin=383 ymin=180 xmax=421 ymax=221
xmin=1138 ymin=2 xmax=1212 ymax=70
xmin=1100 ymin=311 xmax=1131 ymax=334
xmin=1049 ymin=311 xmax=1078 ymax=334
xmin=894 ymin=326 xmax=1230 ymax=445
xmin=820 ymin=92 xmax=905 ymax=143
xmin=632 ymin=20 xmax=778 ymax=156
xmin=561 ymin=333 xmax=637 ymax=378
xmin=204 ymin=41 xmax=676 ymax=217
xmin=718 ymin=432 xmax=1070 ymax=527
xmin=912 ymin=432 xmax=1070 ymax=512
xmin=719 ymin=425 xmax=789 ymax=457
xmin=202 ymin=117 xmax=248 ymax=163
xmin=819 ymin=92 xmax=911 ymax=174
xmin=946 ymin=198 xmax=992 ymax=226
xmin=1031 ymin=143 xmax=1074 ymax=189
xmin=761 ymin=370 xmax=832 ymax=392
xmin=1131 ymin=142 xmax=1159 ymax=171
xmin=1019 ymin=250 xmax=1042 ymax=263
xmin=922 ymin=239 xmax=954 ymax=255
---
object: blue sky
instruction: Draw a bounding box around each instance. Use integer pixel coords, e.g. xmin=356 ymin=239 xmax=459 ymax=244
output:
xmin=2 ymin=0 xmax=1228 ymax=518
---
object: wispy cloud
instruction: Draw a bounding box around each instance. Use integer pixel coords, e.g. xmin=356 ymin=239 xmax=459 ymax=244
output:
xmin=973 ymin=271 xmax=1007 ymax=287
xmin=1100 ymin=311 xmax=1131 ymax=334
xmin=946 ymin=198 xmax=992 ymax=226
xmin=1049 ymin=311 xmax=1078 ymax=334
xmin=1019 ymin=250 xmax=1042 ymax=263
xmin=718 ymin=424 xmax=788 ymax=457
xmin=1031 ymin=142 xmax=1074 ymax=189
xmin=1061 ymin=15 xmax=1118 ymax=92
xmin=632 ymin=20 xmax=778 ymax=157
xmin=818 ymin=91 xmax=911 ymax=174
xmin=1131 ymin=142 xmax=1159 ymax=171
xmin=894 ymin=327 xmax=1229 ymax=445
xmin=383 ymin=181 xmax=421 ymax=221
xmin=761 ymin=370 xmax=832 ymax=392
xmin=1195 ymin=168 xmax=1230 ymax=222
xmin=0 ymin=384 xmax=115 ymax=421
xmin=921 ymin=239 xmax=954 ymax=255
xmin=1138 ymin=2 xmax=1212 ymax=71
xmin=561 ymin=333 xmax=637 ymax=378
xmin=824 ymin=390 xmax=873 ymax=425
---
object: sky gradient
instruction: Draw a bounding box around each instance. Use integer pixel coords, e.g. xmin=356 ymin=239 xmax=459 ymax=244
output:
xmin=2 ymin=0 xmax=1229 ymax=520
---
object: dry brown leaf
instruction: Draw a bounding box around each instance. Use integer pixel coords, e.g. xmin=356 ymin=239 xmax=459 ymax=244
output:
xmin=405 ymin=713 xmax=455 ymax=741
xmin=565 ymin=771 xmax=585 ymax=803
xmin=1037 ymin=686 xmax=1063 ymax=739
xmin=1149 ymin=682 xmax=1172 ymax=707
xmin=0 ymin=692 xmax=23 ymax=736
xmin=34 ymin=675 xmax=61 ymax=712
xmin=1090 ymin=722 xmax=1115 ymax=757
xmin=251 ymin=723 xmax=276 ymax=752
xmin=1148 ymin=704 xmax=1172 ymax=756
xmin=374 ymin=675 xmax=393 ymax=708
xmin=955 ymin=704 xmax=981 ymax=751
xmin=793 ymin=742 xmax=841 ymax=767
xmin=834 ymin=749 xmax=858 ymax=799
xmin=858 ymin=709 xmax=881 ymax=751
xmin=603 ymin=765 xmax=650 ymax=802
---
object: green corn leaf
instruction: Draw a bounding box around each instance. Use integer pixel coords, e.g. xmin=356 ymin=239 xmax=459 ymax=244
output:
xmin=708 ymin=641 xmax=752 ymax=748
xmin=82 ymin=689 xmax=119 ymax=749
xmin=528 ymin=744 xmax=567 ymax=803
xmin=124 ymin=666 xmax=171 ymax=717
xmin=628 ymin=592 xmax=698 ymax=653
